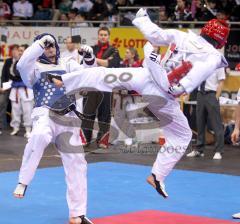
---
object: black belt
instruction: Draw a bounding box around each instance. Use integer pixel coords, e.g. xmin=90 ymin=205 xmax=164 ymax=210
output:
xmin=199 ymin=90 xmax=216 ymax=94
xmin=51 ymin=104 xmax=89 ymax=120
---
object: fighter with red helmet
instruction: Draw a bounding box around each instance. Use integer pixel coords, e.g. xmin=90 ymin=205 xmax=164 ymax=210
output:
xmin=132 ymin=8 xmax=229 ymax=195
xmin=49 ymin=9 xmax=230 ymax=199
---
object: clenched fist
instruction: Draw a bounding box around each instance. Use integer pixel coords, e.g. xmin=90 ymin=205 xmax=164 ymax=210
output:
xmin=38 ymin=35 xmax=55 ymax=49
xmin=78 ymin=45 xmax=93 ymax=56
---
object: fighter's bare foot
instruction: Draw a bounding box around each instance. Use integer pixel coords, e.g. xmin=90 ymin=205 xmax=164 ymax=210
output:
xmin=146 ymin=174 xmax=168 ymax=198
xmin=69 ymin=216 xmax=94 ymax=224
xmin=69 ymin=217 xmax=82 ymax=224
xmin=13 ymin=183 xmax=27 ymax=199
xmin=147 ymin=175 xmax=157 ymax=188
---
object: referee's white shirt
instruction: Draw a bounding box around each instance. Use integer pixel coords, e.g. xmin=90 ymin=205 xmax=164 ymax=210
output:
xmin=198 ymin=67 xmax=226 ymax=91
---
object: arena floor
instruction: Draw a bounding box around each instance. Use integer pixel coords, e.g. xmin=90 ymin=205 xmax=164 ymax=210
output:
xmin=0 ymin=128 xmax=240 ymax=224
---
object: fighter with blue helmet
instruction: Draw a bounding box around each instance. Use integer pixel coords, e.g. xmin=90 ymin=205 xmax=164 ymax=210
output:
xmin=13 ymin=33 xmax=95 ymax=224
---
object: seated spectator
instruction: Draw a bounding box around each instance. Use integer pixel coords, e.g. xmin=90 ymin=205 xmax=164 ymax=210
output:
xmin=158 ymin=7 xmax=169 ymax=27
xmin=12 ymin=0 xmax=33 ymax=19
xmin=219 ymin=0 xmax=235 ymax=14
xmin=58 ymin=0 xmax=72 ymax=15
xmin=88 ymin=0 xmax=109 ymax=22
xmin=231 ymin=3 xmax=240 ymax=21
xmin=59 ymin=13 xmax=68 ymax=26
xmin=75 ymin=12 xmax=90 ymax=26
xmin=172 ymin=0 xmax=192 ymax=22
xmin=120 ymin=47 xmax=142 ymax=68
xmin=200 ymin=0 xmax=218 ymax=21
xmin=68 ymin=7 xmax=78 ymax=26
xmin=111 ymin=0 xmax=133 ymax=25
xmin=42 ymin=0 xmax=55 ymax=8
xmin=191 ymin=0 xmax=204 ymax=21
xmin=33 ymin=4 xmax=52 ymax=20
xmin=72 ymin=0 xmax=93 ymax=13
xmin=0 ymin=0 xmax=11 ymax=21
xmin=216 ymin=8 xmax=229 ymax=20
xmin=99 ymin=15 xmax=115 ymax=27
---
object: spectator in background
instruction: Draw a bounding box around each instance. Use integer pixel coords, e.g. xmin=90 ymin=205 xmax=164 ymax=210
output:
xmin=72 ymin=0 xmax=93 ymax=13
xmin=111 ymin=0 xmax=133 ymax=25
xmin=191 ymin=0 xmax=204 ymax=21
xmin=67 ymin=7 xmax=78 ymax=26
xmin=41 ymin=0 xmax=55 ymax=8
xmin=0 ymin=0 xmax=11 ymax=21
xmin=120 ymin=47 xmax=141 ymax=67
xmin=231 ymin=1 xmax=240 ymax=21
xmin=81 ymin=26 xmax=121 ymax=148
xmin=219 ymin=0 xmax=235 ymax=14
xmin=88 ymin=0 xmax=109 ymax=21
xmin=0 ymin=45 xmax=19 ymax=135
xmin=9 ymin=44 xmax=33 ymax=137
xmin=158 ymin=7 xmax=169 ymax=27
xmin=75 ymin=12 xmax=90 ymax=26
xmin=58 ymin=0 xmax=72 ymax=15
xmin=12 ymin=0 xmax=33 ymax=19
xmin=187 ymin=68 xmax=226 ymax=160
xmin=173 ymin=0 xmax=192 ymax=22
xmin=62 ymin=36 xmax=82 ymax=63
xmin=59 ymin=13 xmax=68 ymax=26
xmin=33 ymin=4 xmax=53 ymax=20
xmin=200 ymin=0 xmax=218 ymax=21
xmin=216 ymin=8 xmax=229 ymax=20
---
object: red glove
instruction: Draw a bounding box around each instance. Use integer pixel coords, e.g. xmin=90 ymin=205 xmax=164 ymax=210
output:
xmin=167 ymin=60 xmax=193 ymax=85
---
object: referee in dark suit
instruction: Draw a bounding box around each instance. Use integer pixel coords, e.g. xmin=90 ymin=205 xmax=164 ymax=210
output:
xmin=187 ymin=68 xmax=225 ymax=159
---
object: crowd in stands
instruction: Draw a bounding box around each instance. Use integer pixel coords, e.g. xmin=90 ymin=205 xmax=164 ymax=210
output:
xmin=0 ymin=0 xmax=239 ymax=26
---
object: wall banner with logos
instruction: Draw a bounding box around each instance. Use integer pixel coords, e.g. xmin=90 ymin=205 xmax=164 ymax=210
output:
xmin=0 ymin=26 xmax=98 ymax=59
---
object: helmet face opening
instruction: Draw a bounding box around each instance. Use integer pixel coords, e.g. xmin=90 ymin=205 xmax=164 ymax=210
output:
xmin=201 ymin=19 xmax=230 ymax=49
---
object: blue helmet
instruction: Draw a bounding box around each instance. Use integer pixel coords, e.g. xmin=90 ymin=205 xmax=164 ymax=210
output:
xmin=34 ymin=33 xmax=60 ymax=64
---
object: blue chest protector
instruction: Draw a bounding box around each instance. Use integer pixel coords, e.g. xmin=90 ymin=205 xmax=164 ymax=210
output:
xmin=33 ymin=70 xmax=75 ymax=110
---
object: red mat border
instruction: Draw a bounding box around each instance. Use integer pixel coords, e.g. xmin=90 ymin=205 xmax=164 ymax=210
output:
xmin=93 ymin=210 xmax=236 ymax=224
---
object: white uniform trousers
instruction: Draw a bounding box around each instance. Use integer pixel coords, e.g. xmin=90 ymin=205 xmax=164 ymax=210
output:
xmin=18 ymin=108 xmax=87 ymax=218
xmin=10 ymin=100 xmax=33 ymax=129
xmin=62 ymin=64 xmax=192 ymax=183
xmin=9 ymin=87 xmax=34 ymax=129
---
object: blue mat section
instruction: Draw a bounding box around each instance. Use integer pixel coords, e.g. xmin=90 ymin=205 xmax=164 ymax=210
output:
xmin=0 ymin=162 xmax=239 ymax=224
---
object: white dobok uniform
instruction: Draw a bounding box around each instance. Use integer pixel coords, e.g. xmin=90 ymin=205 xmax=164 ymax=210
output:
xmin=59 ymin=16 xmax=228 ymax=185
xmin=9 ymin=86 xmax=34 ymax=129
xmin=17 ymin=41 xmax=93 ymax=218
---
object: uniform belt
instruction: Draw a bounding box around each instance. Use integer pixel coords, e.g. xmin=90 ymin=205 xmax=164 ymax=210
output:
xmin=50 ymin=105 xmax=75 ymax=116
xmin=51 ymin=103 xmax=90 ymax=120
xmin=199 ymin=90 xmax=216 ymax=94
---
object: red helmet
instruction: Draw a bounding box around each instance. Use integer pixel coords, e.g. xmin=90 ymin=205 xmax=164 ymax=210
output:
xmin=201 ymin=19 xmax=230 ymax=49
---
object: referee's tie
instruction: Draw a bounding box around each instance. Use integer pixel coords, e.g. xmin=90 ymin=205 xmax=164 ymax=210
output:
xmin=200 ymin=81 xmax=206 ymax=93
